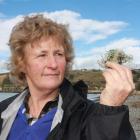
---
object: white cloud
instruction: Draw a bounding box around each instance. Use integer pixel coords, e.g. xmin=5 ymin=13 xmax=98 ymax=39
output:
xmin=74 ymin=38 xmax=140 ymax=69
xmin=0 ymin=10 xmax=127 ymax=55
xmin=0 ymin=10 xmax=138 ymax=72
xmin=0 ymin=60 xmax=8 ymax=73
xmin=0 ymin=15 xmax=23 ymax=53
xmin=42 ymin=10 xmax=127 ymax=43
xmin=74 ymin=56 xmax=100 ymax=70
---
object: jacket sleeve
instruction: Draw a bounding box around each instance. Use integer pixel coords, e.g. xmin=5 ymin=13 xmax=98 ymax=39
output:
xmin=84 ymin=103 xmax=137 ymax=140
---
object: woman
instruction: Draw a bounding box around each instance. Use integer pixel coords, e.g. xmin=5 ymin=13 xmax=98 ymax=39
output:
xmin=0 ymin=15 xmax=136 ymax=140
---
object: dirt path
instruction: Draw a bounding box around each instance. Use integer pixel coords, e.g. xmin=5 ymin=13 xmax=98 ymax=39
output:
xmin=125 ymin=92 xmax=140 ymax=140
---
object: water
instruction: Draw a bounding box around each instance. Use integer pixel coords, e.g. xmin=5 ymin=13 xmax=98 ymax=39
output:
xmin=0 ymin=92 xmax=100 ymax=102
xmin=87 ymin=93 xmax=100 ymax=102
xmin=0 ymin=92 xmax=18 ymax=102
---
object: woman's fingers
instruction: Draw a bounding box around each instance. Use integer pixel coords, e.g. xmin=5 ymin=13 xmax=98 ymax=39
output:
xmin=106 ymin=62 xmax=135 ymax=89
xmin=105 ymin=62 xmax=128 ymax=80
xmin=100 ymin=62 xmax=135 ymax=106
xmin=125 ymin=67 xmax=135 ymax=90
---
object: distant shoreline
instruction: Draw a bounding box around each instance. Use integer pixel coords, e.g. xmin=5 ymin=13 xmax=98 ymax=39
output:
xmin=0 ymin=91 xmax=19 ymax=93
xmin=0 ymin=90 xmax=101 ymax=94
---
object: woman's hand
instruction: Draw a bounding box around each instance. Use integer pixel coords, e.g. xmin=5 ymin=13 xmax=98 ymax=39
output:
xmin=100 ymin=62 xmax=135 ymax=106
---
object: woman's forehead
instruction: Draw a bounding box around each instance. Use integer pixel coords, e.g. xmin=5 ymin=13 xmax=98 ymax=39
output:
xmin=25 ymin=38 xmax=65 ymax=54
xmin=30 ymin=37 xmax=64 ymax=49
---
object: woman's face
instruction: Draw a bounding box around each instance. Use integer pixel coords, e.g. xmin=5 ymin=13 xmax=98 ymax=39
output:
xmin=23 ymin=37 xmax=66 ymax=92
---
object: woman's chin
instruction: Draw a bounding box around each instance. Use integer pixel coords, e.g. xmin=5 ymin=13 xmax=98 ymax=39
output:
xmin=41 ymin=81 xmax=61 ymax=90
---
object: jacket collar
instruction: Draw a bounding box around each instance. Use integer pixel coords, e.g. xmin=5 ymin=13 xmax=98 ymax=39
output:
xmin=48 ymin=78 xmax=88 ymax=139
xmin=0 ymin=90 xmax=28 ymax=139
xmin=1 ymin=91 xmax=27 ymax=119
xmin=59 ymin=79 xmax=86 ymax=127
xmin=60 ymin=78 xmax=85 ymax=111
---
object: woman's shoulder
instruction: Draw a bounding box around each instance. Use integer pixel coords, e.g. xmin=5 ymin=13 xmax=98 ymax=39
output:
xmin=0 ymin=94 xmax=19 ymax=113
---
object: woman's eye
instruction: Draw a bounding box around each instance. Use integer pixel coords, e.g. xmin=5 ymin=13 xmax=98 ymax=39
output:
xmin=38 ymin=54 xmax=46 ymax=57
xmin=56 ymin=52 xmax=64 ymax=56
xmin=57 ymin=53 xmax=63 ymax=56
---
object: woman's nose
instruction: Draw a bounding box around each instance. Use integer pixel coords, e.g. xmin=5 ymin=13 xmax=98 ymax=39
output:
xmin=46 ymin=55 xmax=57 ymax=69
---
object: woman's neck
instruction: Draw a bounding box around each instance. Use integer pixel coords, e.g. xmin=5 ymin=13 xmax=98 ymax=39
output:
xmin=28 ymin=88 xmax=59 ymax=118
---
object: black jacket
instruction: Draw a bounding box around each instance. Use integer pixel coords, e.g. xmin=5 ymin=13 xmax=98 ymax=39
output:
xmin=0 ymin=79 xmax=137 ymax=140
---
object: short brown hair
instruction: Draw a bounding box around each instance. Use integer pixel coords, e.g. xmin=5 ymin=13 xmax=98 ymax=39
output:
xmin=8 ymin=14 xmax=74 ymax=85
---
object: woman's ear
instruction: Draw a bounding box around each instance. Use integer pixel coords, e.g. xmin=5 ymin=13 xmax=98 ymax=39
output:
xmin=20 ymin=61 xmax=26 ymax=74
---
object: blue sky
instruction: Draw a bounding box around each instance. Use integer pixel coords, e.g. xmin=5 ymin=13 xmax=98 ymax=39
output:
xmin=0 ymin=0 xmax=140 ymax=72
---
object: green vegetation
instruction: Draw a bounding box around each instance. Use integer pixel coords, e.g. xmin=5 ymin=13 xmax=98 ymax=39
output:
xmin=67 ymin=69 xmax=140 ymax=91
xmin=98 ymin=49 xmax=133 ymax=68
xmin=0 ymin=74 xmax=23 ymax=92
xmin=133 ymin=70 xmax=140 ymax=90
xmin=67 ymin=69 xmax=105 ymax=90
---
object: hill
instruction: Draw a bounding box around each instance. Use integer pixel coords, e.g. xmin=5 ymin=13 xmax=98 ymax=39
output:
xmin=0 ymin=73 xmax=8 ymax=86
xmin=67 ymin=69 xmax=105 ymax=90
xmin=0 ymin=69 xmax=140 ymax=92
